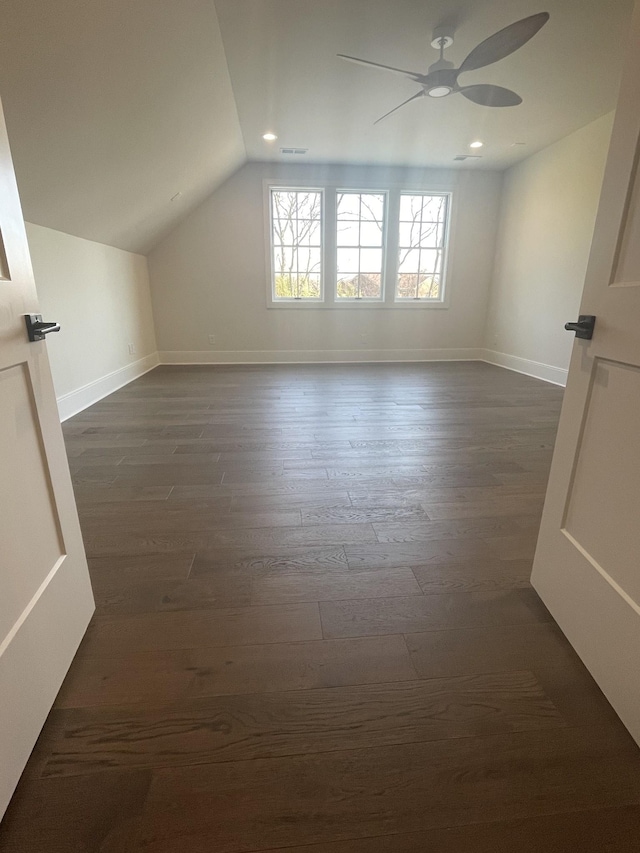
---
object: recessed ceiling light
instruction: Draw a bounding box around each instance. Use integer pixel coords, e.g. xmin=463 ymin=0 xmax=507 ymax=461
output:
xmin=262 ymin=132 xmax=278 ymax=141
xmin=469 ymin=140 xmax=484 ymax=149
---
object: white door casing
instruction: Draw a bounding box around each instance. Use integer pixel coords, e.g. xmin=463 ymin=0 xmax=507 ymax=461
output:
xmin=0 ymin=99 xmax=95 ymax=818
xmin=531 ymin=2 xmax=640 ymax=744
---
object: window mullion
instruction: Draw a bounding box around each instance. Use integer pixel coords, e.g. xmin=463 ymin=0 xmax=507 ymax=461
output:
xmin=325 ymin=188 xmax=337 ymax=305
xmin=386 ymin=189 xmax=400 ymax=305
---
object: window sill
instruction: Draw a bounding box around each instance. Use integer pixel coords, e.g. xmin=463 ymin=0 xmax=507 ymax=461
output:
xmin=266 ymin=300 xmax=449 ymax=310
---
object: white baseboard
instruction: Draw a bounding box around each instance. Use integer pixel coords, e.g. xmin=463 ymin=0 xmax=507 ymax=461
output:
xmin=57 ymin=352 xmax=160 ymax=421
xmin=158 ymin=348 xmax=484 ymax=365
xmin=481 ymin=349 xmax=568 ymax=386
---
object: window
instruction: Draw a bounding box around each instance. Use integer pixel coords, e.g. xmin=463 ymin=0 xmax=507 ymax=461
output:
xmin=266 ymin=183 xmax=451 ymax=307
xmin=270 ymin=188 xmax=323 ymax=300
xmin=396 ymin=193 xmax=449 ymax=301
xmin=336 ymin=191 xmax=386 ymax=300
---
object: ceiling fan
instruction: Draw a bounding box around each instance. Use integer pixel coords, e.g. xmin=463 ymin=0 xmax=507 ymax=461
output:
xmin=338 ymin=12 xmax=550 ymax=124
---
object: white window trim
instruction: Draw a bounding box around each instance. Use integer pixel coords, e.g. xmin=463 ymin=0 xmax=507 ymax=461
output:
xmin=335 ymin=189 xmax=388 ymax=303
xmin=394 ymin=191 xmax=452 ymax=305
xmin=267 ymin=186 xmax=325 ymax=305
xmin=263 ymin=178 xmax=456 ymax=310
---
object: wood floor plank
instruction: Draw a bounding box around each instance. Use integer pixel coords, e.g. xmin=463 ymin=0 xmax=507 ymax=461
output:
xmin=344 ymin=538 xmax=495 ymax=570
xmin=301 ymin=504 xmax=426 ymax=525
xmin=92 ymin=574 xmax=253 ymax=616
xmin=223 ymin=806 xmax=640 ymax=853
xmin=320 ymin=589 xmax=551 ymax=639
xmin=405 ymin=621 xmax=623 ymax=728
xmin=54 ymin=649 xmax=194 ymax=709
xmin=87 ymin=553 xmax=195 ymax=583
xmin=134 ymin=726 xmax=640 ymax=852
xmin=82 ymin=603 xmax=323 ymax=654
xmin=41 ymin=671 xmax=564 ymax=778
xmin=411 ymin=557 xmax=533 ymax=594
xmin=205 ymin=522 xmax=377 ymax=550
xmin=251 ymin=567 xmax=422 ymax=604
xmin=0 ymin=770 xmax=151 ymax=853
xmin=185 ymin=634 xmax=419 ymax=697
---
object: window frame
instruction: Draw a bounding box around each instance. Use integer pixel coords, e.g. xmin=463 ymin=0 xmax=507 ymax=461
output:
xmin=268 ymin=186 xmax=325 ymax=304
xmin=264 ymin=179 xmax=454 ymax=310
xmin=335 ymin=189 xmax=389 ymax=303
xmin=395 ymin=191 xmax=451 ymax=304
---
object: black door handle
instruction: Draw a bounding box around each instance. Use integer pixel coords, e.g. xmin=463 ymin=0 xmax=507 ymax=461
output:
xmin=564 ymin=315 xmax=595 ymax=340
xmin=25 ymin=314 xmax=61 ymax=342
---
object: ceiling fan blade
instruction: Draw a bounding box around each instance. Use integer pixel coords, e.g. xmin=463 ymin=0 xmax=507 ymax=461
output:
xmin=338 ymin=54 xmax=424 ymax=82
xmin=458 ymin=12 xmax=550 ymax=74
xmin=459 ymin=84 xmax=522 ymax=107
xmin=374 ymin=91 xmax=425 ymax=124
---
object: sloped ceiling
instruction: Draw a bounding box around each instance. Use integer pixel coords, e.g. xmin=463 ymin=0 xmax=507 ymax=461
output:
xmin=0 ymin=0 xmax=633 ymax=254
xmin=216 ymin=0 xmax=633 ymax=170
xmin=0 ymin=0 xmax=246 ymax=254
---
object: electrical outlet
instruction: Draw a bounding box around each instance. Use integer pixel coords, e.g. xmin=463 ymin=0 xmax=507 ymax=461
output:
xmin=359 ymin=333 xmax=368 ymax=346
xmin=127 ymin=342 xmax=136 ymax=356
xmin=208 ymin=334 xmax=216 ymax=345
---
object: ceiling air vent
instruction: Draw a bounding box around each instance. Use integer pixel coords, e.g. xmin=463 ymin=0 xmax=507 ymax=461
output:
xmin=280 ymin=147 xmax=309 ymax=155
xmin=453 ymin=154 xmax=482 ymax=161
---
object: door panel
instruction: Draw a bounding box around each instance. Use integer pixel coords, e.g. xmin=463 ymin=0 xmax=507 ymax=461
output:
xmin=563 ymin=359 xmax=640 ymax=604
xmin=531 ymin=1 xmax=640 ymax=743
xmin=0 ymin=99 xmax=94 ymax=817
xmin=0 ymin=362 xmax=64 ymax=638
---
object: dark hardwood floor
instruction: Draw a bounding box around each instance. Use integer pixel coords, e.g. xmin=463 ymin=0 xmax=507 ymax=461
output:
xmin=1 ymin=362 xmax=639 ymax=852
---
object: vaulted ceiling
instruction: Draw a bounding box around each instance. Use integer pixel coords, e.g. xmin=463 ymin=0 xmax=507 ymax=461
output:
xmin=0 ymin=0 xmax=633 ymax=254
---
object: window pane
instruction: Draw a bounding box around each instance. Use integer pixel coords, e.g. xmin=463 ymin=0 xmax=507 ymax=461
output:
xmin=337 ymin=193 xmax=361 ymax=219
xmin=399 ymin=194 xmax=427 ymax=221
xmin=417 ymin=274 xmax=440 ymax=299
xmin=337 ymin=247 xmax=359 ymax=273
xmin=271 ymin=188 xmax=322 ymax=300
xmin=337 ymin=220 xmax=359 ymax=246
xmin=360 ymin=248 xmax=383 ymax=272
xmin=420 ymin=195 xmax=447 ymax=221
xmin=304 ymin=274 xmax=321 ymax=298
xmin=337 ymin=274 xmax=359 ymax=298
xmin=360 ymin=194 xmax=384 ymax=222
xmin=397 ymin=274 xmax=418 ymax=298
xmin=398 ymin=248 xmax=420 ymax=273
xmin=360 ymin=221 xmax=383 ymax=247
xmin=420 ymin=248 xmax=441 ymax=273
xmin=296 ymin=220 xmax=322 ymax=247
xmin=272 ymin=217 xmax=295 ymax=247
xmin=275 ymin=274 xmax=295 ymax=298
xmin=359 ymin=273 xmax=382 ymax=298
xmin=296 ymin=192 xmax=322 ymax=220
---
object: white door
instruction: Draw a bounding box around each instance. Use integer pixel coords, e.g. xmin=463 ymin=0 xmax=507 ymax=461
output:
xmin=531 ymin=2 xmax=640 ymax=745
xmin=0 ymin=99 xmax=94 ymax=817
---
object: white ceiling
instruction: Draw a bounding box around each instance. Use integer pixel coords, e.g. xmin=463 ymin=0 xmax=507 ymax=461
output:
xmin=216 ymin=0 xmax=633 ymax=169
xmin=0 ymin=0 xmax=633 ymax=253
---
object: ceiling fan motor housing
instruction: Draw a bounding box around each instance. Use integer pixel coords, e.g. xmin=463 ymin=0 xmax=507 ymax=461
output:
xmin=423 ymin=67 xmax=459 ymax=97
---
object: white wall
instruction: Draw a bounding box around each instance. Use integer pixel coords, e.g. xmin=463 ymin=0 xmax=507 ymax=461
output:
xmin=26 ymin=223 xmax=158 ymax=419
xmin=148 ymin=162 xmax=502 ymax=363
xmin=483 ymin=113 xmax=614 ymax=385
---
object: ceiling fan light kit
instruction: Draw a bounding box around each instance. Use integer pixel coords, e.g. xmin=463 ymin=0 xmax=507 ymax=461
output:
xmin=338 ymin=12 xmax=550 ymax=124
